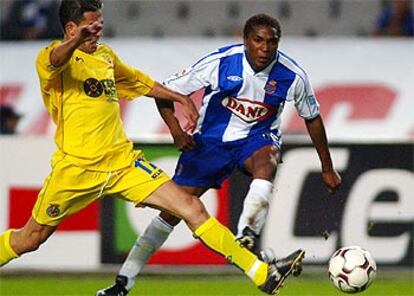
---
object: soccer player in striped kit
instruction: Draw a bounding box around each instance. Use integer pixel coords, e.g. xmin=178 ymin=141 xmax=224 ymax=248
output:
xmin=98 ymin=13 xmax=341 ymax=296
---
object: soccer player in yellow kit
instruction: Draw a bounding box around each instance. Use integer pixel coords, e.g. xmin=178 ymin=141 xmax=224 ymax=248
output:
xmin=0 ymin=1 xmax=304 ymax=294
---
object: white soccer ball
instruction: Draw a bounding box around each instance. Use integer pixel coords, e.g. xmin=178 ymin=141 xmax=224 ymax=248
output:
xmin=328 ymin=246 xmax=377 ymax=293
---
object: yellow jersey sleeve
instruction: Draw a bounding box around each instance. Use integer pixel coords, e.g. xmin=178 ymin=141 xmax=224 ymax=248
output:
xmin=112 ymin=49 xmax=155 ymax=100
xmin=36 ymin=40 xmax=70 ymax=80
xmin=35 ymin=40 xmax=68 ymax=123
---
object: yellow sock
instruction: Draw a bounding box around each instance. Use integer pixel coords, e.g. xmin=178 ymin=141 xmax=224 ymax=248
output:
xmin=194 ymin=217 xmax=268 ymax=286
xmin=0 ymin=229 xmax=19 ymax=267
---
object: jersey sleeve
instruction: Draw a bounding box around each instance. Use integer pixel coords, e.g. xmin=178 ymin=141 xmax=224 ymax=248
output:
xmin=293 ymin=74 xmax=320 ymax=119
xmin=163 ymin=58 xmax=219 ymax=95
xmin=36 ymin=40 xmax=70 ymax=84
xmin=112 ymin=50 xmax=155 ymax=100
xmin=36 ymin=41 xmax=68 ymax=118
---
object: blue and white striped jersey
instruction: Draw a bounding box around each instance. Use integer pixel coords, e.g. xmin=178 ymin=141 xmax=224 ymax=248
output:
xmin=164 ymin=44 xmax=319 ymax=142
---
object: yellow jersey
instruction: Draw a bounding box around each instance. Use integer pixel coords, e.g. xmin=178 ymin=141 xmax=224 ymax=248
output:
xmin=36 ymin=41 xmax=155 ymax=171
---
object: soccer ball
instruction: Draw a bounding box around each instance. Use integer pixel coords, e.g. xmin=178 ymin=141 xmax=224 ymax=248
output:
xmin=328 ymin=246 xmax=377 ymax=293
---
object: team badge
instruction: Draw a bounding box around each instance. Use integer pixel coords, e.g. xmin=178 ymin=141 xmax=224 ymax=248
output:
xmin=46 ymin=204 xmax=60 ymax=218
xmin=84 ymin=78 xmax=104 ymax=98
xmin=264 ymin=80 xmax=277 ymax=95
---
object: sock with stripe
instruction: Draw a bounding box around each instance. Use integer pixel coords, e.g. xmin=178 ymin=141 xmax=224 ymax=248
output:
xmin=194 ymin=217 xmax=268 ymax=286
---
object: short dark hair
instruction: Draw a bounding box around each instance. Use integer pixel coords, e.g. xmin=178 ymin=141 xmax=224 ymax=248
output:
xmin=59 ymin=0 xmax=103 ymax=30
xmin=243 ymin=14 xmax=281 ymax=39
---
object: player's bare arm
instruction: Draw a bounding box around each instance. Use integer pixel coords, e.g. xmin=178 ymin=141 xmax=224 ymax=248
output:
xmin=156 ymin=99 xmax=195 ymax=151
xmin=50 ymin=20 xmax=103 ymax=67
xmin=148 ymin=82 xmax=199 ymax=132
xmin=305 ymin=115 xmax=342 ymax=193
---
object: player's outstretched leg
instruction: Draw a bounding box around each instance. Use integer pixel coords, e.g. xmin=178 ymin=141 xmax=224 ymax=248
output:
xmin=98 ymin=181 xmax=304 ymax=295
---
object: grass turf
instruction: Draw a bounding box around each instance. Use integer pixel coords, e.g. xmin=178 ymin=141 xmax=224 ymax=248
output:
xmin=0 ymin=273 xmax=413 ymax=296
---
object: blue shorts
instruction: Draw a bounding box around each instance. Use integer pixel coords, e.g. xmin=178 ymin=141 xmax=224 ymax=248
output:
xmin=172 ymin=130 xmax=282 ymax=189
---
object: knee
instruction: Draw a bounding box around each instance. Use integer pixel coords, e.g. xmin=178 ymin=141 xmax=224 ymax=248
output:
xmin=186 ymin=195 xmax=208 ymax=221
xmin=253 ymin=163 xmax=277 ymax=180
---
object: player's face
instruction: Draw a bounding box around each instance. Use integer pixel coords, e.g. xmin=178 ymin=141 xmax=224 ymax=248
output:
xmin=79 ymin=11 xmax=103 ymax=53
xmin=66 ymin=11 xmax=103 ymax=54
xmin=244 ymin=25 xmax=279 ymax=72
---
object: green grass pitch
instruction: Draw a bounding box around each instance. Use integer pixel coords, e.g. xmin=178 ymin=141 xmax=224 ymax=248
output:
xmin=0 ymin=272 xmax=413 ymax=296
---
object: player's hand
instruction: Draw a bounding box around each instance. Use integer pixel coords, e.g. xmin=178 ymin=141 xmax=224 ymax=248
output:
xmin=322 ymin=169 xmax=341 ymax=194
xmin=181 ymin=97 xmax=199 ymax=133
xmin=172 ymin=130 xmax=195 ymax=151
xmin=76 ymin=21 xmax=103 ymax=44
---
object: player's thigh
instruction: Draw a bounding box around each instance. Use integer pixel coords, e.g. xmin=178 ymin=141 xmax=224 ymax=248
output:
xmin=109 ymin=156 xmax=170 ymax=206
xmin=173 ymin=139 xmax=235 ymax=189
xmin=32 ymin=158 xmax=105 ymax=226
xmin=244 ymin=145 xmax=280 ymax=176
xmin=143 ymin=181 xmax=208 ymax=230
xmin=241 ymin=131 xmax=282 ymax=179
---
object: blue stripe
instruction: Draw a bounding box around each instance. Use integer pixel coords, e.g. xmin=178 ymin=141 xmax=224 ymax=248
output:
xmin=278 ymin=51 xmax=307 ymax=78
xmin=200 ymin=53 xmax=244 ymax=139
xmin=249 ymin=58 xmax=296 ymax=135
xmin=135 ymin=159 xmax=152 ymax=174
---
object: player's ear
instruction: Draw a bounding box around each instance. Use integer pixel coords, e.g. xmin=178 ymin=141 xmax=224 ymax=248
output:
xmin=243 ymin=31 xmax=251 ymax=46
xmin=65 ymin=21 xmax=77 ymax=37
xmin=243 ymin=35 xmax=248 ymax=46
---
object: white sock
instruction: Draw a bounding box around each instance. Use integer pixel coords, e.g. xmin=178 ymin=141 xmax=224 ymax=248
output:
xmin=119 ymin=215 xmax=174 ymax=290
xmin=237 ymin=179 xmax=274 ymax=237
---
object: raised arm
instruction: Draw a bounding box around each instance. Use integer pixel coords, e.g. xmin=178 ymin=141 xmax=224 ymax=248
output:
xmin=50 ymin=21 xmax=102 ymax=67
xmin=305 ymin=115 xmax=342 ymax=193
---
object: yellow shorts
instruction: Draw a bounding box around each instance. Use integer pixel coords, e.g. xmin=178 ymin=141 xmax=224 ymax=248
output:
xmin=32 ymin=153 xmax=170 ymax=226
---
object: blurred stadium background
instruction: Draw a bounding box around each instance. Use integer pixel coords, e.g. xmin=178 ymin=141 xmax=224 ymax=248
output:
xmin=0 ymin=0 xmax=413 ymax=295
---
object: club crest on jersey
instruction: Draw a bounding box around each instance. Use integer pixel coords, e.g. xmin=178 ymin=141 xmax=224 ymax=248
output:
xmin=222 ymin=96 xmax=274 ymax=123
xmin=46 ymin=204 xmax=60 ymax=218
xmin=264 ymin=80 xmax=277 ymax=95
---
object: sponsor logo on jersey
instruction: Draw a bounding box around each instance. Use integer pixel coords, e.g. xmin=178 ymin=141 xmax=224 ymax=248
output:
xmin=227 ymin=75 xmax=243 ymax=82
xmin=222 ymin=96 xmax=275 ymax=123
xmin=84 ymin=78 xmax=118 ymax=101
xmin=84 ymin=78 xmax=104 ymax=97
xmin=75 ymin=56 xmax=84 ymax=63
xmin=264 ymin=80 xmax=277 ymax=95
xmin=46 ymin=204 xmax=60 ymax=218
